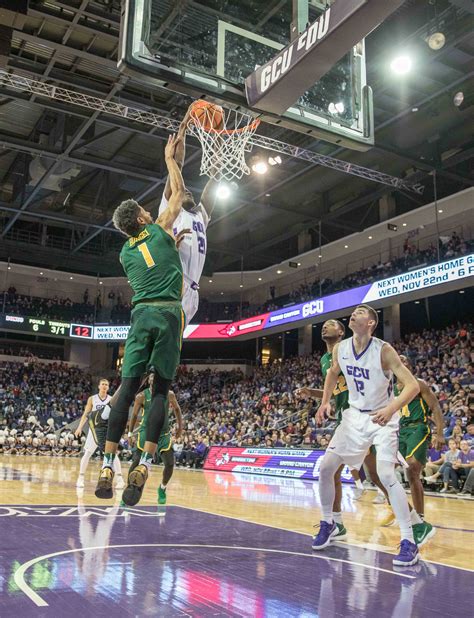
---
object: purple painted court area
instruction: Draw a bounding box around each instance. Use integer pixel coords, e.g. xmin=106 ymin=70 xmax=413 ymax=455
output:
xmin=1 ymin=505 xmax=472 ymax=617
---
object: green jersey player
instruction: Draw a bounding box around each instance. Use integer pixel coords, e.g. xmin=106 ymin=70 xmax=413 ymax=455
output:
xmin=95 ymin=134 xmax=186 ymax=506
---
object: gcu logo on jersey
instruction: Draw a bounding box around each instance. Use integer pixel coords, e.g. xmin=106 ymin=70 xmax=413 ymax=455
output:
xmin=260 ymin=9 xmax=331 ymax=93
xmin=302 ymin=300 xmax=324 ymax=318
xmin=346 ymin=365 xmax=370 ymax=395
xmin=346 ymin=366 xmax=370 ymax=379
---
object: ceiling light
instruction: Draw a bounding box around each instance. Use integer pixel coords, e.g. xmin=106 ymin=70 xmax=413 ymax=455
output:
xmin=318 ymin=254 xmax=322 ymax=258
xmin=459 ymin=290 xmax=464 ymax=294
xmin=265 ymin=193 xmax=271 ymax=197
xmin=276 ymin=269 xmax=283 ymax=274
xmin=297 ymin=262 xmax=301 ymax=266
xmin=415 ymin=301 xmax=420 ymax=304
xmin=252 ymin=160 xmax=268 ymax=175
xmin=402 ymin=223 xmax=407 ymax=227
xmin=258 ymin=277 xmax=262 ymax=281
xmin=427 ymin=32 xmax=445 ymax=50
xmin=70 ymin=276 xmax=73 ymax=280
xmin=390 ymin=55 xmax=412 ymax=75
xmin=209 ymin=279 xmax=213 ymax=283
xmin=216 ymin=183 xmax=231 ymax=199
xmin=239 ymin=284 xmax=243 ymax=288
xmin=7 ymin=266 xmax=11 ymax=270
xmin=99 ymin=281 xmax=103 ymax=285
xmin=344 ymin=245 xmax=348 ymax=249
xmin=40 ymin=271 xmax=43 ymax=275
xmin=368 ymin=236 xmax=372 ymax=240
xmin=328 ymin=101 xmax=345 ymax=114
xmin=221 ymin=292 xmax=224 ymax=295
xmin=412 ymin=107 xmax=419 ymax=112
xmin=438 ymin=209 xmax=443 ymax=213
xmin=268 ymin=155 xmax=282 ymax=166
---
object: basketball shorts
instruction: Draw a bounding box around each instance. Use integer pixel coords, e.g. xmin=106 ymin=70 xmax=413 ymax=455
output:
xmin=398 ymin=423 xmax=430 ymax=464
xmin=121 ymin=302 xmax=184 ymax=379
xmin=327 ymin=406 xmax=400 ymax=469
xmin=137 ymin=427 xmax=172 ymax=453
xmin=85 ymin=424 xmax=107 ymax=453
xmin=182 ymin=286 xmax=199 ymax=325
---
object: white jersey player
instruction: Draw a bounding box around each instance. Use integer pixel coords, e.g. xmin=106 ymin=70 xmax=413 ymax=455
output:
xmin=313 ymin=304 xmax=421 ymax=567
xmin=158 ymin=193 xmax=209 ymax=324
xmin=75 ymin=378 xmax=124 ymax=489
xmin=159 ymin=104 xmax=217 ymax=324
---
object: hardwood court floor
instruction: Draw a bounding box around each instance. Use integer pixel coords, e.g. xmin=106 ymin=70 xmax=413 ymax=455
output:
xmin=1 ymin=456 xmax=473 ymax=617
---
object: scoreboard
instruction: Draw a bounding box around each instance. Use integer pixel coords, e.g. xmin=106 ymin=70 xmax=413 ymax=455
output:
xmin=0 ymin=315 xmax=93 ymax=339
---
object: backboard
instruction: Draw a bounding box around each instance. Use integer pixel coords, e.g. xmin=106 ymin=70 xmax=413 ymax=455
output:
xmin=119 ymin=0 xmax=374 ymax=150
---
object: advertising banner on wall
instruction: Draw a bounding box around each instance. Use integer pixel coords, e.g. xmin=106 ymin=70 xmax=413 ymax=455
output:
xmin=203 ymin=446 xmax=354 ymax=482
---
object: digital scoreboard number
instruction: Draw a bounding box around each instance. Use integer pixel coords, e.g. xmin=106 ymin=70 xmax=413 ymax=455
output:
xmin=69 ymin=324 xmax=93 ymax=339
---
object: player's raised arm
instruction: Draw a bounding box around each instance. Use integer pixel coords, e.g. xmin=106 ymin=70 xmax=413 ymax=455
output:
xmin=128 ymin=392 xmax=145 ymax=436
xmin=157 ymin=134 xmax=185 ymax=233
xmin=74 ymin=396 xmax=93 ymax=437
xmin=168 ymin=390 xmax=183 ymax=438
xmin=418 ymin=379 xmax=445 ymax=448
xmin=316 ymin=342 xmax=341 ymax=424
xmin=370 ymin=345 xmax=420 ymax=425
xmin=163 ymin=107 xmax=191 ymax=200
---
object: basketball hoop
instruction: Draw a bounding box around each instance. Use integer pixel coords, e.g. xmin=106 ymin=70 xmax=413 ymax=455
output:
xmin=187 ymin=107 xmax=260 ymax=183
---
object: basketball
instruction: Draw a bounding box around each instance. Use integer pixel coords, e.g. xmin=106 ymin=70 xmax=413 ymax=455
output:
xmin=190 ymin=99 xmax=224 ymax=130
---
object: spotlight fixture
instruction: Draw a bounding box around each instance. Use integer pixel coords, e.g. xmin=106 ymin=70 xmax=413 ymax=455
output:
xmin=276 ymin=269 xmax=283 ymax=274
xmin=252 ymin=160 xmax=268 ymax=175
xmin=390 ymin=55 xmax=412 ymax=75
xmin=427 ymin=31 xmax=445 ymax=50
xmin=216 ymin=183 xmax=231 ymax=199
xmin=268 ymin=155 xmax=282 ymax=166
xmin=328 ymin=101 xmax=345 ymax=114
xmin=453 ymin=91 xmax=473 ymax=112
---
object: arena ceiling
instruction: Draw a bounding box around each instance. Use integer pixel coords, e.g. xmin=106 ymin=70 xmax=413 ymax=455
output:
xmin=0 ymin=0 xmax=473 ymax=278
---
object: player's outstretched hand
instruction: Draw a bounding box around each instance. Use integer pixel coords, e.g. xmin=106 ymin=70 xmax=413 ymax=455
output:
xmin=295 ymin=386 xmax=311 ymax=399
xmin=74 ymin=428 xmax=81 ymax=438
xmin=434 ymin=433 xmax=446 ymax=449
xmin=369 ymin=407 xmax=393 ymax=426
xmin=164 ymin=133 xmax=178 ymax=159
xmin=316 ymin=403 xmax=330 ymax=426
xmin=175 ymin=228 xmax=191 ymax=248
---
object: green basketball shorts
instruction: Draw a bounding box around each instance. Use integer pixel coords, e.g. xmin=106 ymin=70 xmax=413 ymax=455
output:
xmin=121 ymin=301 xmax=184 ymax=379
xmin=398 ymin=424 xmax=430 ymax=464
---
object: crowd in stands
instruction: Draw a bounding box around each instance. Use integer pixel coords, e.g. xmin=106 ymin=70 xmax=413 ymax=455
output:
xmin=1 ymin=287 xmax=97 ymax=324
xmin=0 ymin=322 xmax=472 ymax=491
xmin=1 ymin=232 xmax=471 ymax=327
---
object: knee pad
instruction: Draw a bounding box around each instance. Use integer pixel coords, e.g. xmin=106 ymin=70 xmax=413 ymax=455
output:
xmin=151 ymin=372 xmax=171 ymax=398
xmin=161 ymin=449 xmax=174 ymax=469
xmin=145 ymin=394 xmax=167 ymax=444
xmin=376 ymin=460 xmax=397 ymax=488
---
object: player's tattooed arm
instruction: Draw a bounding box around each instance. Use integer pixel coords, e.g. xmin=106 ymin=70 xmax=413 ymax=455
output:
xmin=316 ymin=342 xmax=341 ymax=424
xmin=74 ymin=396 xmax=93 ymax=437
xmin=164 ymin=105 xmax=192 ymax=200
xmin=157 ymin=134 xmax=185 ymax=234
xmin=419 ymin=379 xmax=445 ymax=448
xmin=168 ymin=390 xmax=183 ymax=438
xmin=371 ymin=345 xmax=420 ymax=425
xmin=128 ymin=392 xmax=145 ymax=435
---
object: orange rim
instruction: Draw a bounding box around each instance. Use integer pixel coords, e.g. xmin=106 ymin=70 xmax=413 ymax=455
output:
xmin=190 ymin=118 xmax=260 ymax=136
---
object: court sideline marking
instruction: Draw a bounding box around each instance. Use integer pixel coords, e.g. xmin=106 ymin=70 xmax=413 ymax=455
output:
xmin=172 ymin=503 xmax=474 ymax=573
xmin=14 ymin=542 xmax=415 ymax=607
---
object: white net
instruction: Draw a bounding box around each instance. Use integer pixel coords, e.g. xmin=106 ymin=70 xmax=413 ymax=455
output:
xmin=187 ymin=107 xmax=260 ymax=182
